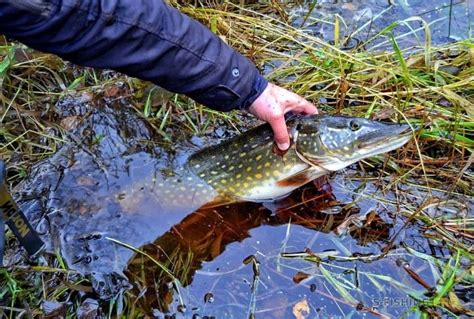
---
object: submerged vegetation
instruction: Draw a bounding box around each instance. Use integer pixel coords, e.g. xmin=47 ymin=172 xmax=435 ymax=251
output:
xmin=1 ymin=1 xmax=473 ymax=318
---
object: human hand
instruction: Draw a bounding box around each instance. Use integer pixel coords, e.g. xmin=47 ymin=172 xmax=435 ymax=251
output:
xmin=248 ymin=83 xmax=318 ymax=151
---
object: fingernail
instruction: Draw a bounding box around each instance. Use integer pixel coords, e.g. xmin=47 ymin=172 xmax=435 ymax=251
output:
xmin=278 ymin=142 xmax=290 ymax=150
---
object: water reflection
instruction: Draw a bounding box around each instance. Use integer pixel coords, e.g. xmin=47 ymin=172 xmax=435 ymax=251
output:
xmin=124 ymin=182 xmax=394 ymax=316
xmin=16 ymin=99 xmax=471 ymax=318
xmin=292 ymin=0 xmax=472 ymax=50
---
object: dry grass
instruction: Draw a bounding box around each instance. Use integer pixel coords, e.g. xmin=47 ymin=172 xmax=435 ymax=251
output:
xmin=0 ymin=1 xmax=473 ymax=318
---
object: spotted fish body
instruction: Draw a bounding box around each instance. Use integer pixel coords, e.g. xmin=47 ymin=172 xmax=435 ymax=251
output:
xmin=186 ymin=115 xmax=413 ymax=202
xmin=120 ymin=115 xmax=413 ymax=210
xmin=187 ymin=124 xmax=318 ymax=201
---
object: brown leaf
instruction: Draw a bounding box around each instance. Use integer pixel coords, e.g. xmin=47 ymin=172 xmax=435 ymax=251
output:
xmin=292 ymin=298 xmax=310 ymax=319
xmin=60 ymin=115 xmax=80 ymax=130
xmin=104 ymin=85 xmax=120 ymax=97
xmin=339 ymin=78 xmax=350 ymax=95
xmin=364 ymin=210 xmax=378 ymax=226
xmin=292 ymin=271 xmax=310 ymax=284
xmin=371 ymin=107 xmax=395 ymax=121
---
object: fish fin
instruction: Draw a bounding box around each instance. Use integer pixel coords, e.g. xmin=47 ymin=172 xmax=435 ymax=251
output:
xmin=277 ymin=168 xmax=320 ymax=188
xmin=294 ymin=148 xmax=332 ymax=171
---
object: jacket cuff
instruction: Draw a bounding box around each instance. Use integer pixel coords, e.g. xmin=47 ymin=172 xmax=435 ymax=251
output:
xmin=184 ymin=49 xmax=265 ymax=112
xmin=240 ymin=73 xmax=268 ymax=110
xmin=188 ymin=70 xmax=268 ymax=112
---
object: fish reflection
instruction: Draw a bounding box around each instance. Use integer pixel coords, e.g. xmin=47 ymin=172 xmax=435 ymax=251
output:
xmin=124 ymin=183 xmax=391 ymax=314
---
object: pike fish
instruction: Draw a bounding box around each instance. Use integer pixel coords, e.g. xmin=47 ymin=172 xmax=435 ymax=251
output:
xmin=122 ymin=115 xmax=413 ymax=210
xmin=21 ymin=112 xmax=413 ymax=278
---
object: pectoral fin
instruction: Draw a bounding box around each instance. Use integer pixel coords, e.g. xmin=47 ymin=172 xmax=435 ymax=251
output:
xmin=276 ymin=168 xmax=325 ymax=188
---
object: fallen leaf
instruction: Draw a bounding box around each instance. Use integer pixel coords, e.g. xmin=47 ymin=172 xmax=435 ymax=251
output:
xmin=292 ymin=271 xmax=310 ymax=284
xmin=104 ymin=85 xmax=120 ymax=97
xmin=292 ymin=298 xmax=310 ymax=319
xmin=371 ymin=107 xmax=395 ymax=121
xmin=60 ymin=115 xmax=80 ymax=130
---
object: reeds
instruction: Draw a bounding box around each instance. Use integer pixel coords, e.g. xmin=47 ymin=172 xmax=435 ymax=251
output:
xmin=0 ymin=1 xmax=472 ymax=318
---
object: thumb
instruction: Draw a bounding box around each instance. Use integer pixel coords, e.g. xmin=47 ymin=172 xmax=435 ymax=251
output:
xmin=268 ymin=115 xmax=290 ymax=150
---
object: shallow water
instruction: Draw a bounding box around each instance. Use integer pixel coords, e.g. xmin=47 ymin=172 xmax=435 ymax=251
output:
xmin=16 ymin=98 xmax=472 ymax=318
xmin=291 ymin=0 xmax=473 ymax=49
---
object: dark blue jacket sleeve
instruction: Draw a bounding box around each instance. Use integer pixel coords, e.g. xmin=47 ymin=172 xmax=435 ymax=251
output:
xmin=0 ymin=0 xmax=268 ymax=111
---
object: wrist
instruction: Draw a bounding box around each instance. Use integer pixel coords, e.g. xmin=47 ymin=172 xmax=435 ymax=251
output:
xmin=240 ymin=73 xmax=268 ymax=110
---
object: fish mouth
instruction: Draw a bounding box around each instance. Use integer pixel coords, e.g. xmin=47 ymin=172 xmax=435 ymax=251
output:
xmin=358 ymin=123 xmax=412 ymax=150
xmin=299 ymin=123 xmax=413 ymax=171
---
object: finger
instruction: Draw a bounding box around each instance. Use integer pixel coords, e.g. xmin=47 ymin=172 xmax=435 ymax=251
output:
xmin=268 ymin=115 xmax=290 ymax=150
xmin=283 ymin=93 xmax=318 ymax=115
xmin=291 ymin=99 xmax=318 ymax=115
xmin=301 ymin=100 xmax=318 ymax=115
xmin=286 ymin=102 xmax=318 ymax=117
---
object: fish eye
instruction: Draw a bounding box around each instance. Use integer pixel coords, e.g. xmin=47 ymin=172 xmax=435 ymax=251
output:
xmin=349 ymin=120 xmax=361 ymax=131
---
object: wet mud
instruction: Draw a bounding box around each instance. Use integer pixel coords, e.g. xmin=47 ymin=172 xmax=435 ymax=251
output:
xmin=14 ymin=97 xmax=472 ymax=318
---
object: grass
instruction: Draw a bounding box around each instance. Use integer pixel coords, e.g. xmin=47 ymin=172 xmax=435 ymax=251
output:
xmin=1 ymin=1 xmax=473 ymax=318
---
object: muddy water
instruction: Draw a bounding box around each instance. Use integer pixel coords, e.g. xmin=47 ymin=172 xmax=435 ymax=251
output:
xmin=16 ymin=97 xmax=472 ymax=318
xmin=292 ymin=0 xmax=472 ymax=49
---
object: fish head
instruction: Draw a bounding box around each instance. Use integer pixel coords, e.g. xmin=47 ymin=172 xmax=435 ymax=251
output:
xmin=292 ymin=115 xmax=413 ymax=171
